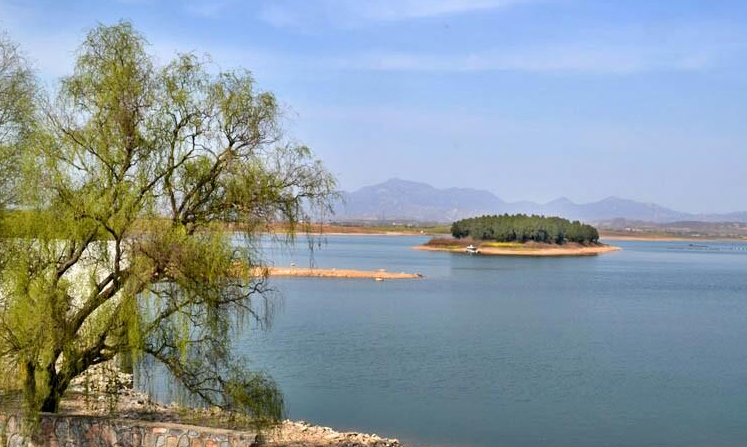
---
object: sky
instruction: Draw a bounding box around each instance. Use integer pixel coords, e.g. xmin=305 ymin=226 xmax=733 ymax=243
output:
xmin=1 ymin=0 xmax=746 ymax=213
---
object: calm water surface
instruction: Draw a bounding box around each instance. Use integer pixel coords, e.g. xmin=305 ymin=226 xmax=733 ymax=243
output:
xmin=239 ymin=237 xmax=747 ymax=447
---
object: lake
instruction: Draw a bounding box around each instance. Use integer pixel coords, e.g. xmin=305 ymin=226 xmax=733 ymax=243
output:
xmin=190 ymin=236 xmax=747 ymax=447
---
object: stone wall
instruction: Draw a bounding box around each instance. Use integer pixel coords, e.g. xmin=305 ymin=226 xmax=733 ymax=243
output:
xmin=0 ymin=414 xmax=261 ymax=447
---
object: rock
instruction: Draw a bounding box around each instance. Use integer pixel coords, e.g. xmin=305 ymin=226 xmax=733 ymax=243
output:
xmin=54 ymin=360 xmax=414 ymax=447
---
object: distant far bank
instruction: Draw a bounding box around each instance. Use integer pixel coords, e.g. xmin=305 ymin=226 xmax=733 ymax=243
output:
xmin=599 ymin=232 xmax=747 ymax=242
xmin=266 ymin=223 xmax=747 ymax=242
xmin=416 ymin=238 xmax=620 ymax=257
xmin=269 ymin=222 xmax=451 ymax=236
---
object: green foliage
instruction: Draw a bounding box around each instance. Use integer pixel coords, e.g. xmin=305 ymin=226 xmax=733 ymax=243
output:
xmin=0 ymin=21 xmax=336 ymax=428
xmin=0 ymin=31 xmax=36 ymax=212
xmin=451 ymin=214 xmax=600 ymax=244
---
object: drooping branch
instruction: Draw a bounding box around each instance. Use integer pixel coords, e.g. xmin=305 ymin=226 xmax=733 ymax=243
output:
xmin=0 ymin=22 xmax=337 ymax=426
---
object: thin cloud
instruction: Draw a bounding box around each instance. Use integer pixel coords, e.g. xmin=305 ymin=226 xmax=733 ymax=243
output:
xmin=151 ymin=27 xmax=733 ymax=77
xmin=259 ymin=4 xmax=303 ymax=29
xmin=327 ymin=22 xmax=742 ymax=74
xmin=258 ymin=0 xmax=531 ymax=29
xmin=347 ymin=0 xmax=528 ymax=21
xmin=184 ymin=0 xmax=236 ymax=18
xmin=341 ymin=44 xmax=717 ymax=74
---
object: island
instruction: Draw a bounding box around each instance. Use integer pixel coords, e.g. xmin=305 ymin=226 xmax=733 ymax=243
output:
xmin=415 ymin=214 xmax=620 ymax=257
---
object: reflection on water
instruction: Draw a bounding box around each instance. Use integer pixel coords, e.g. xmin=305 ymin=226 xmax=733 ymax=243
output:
xmin=665 ymin=242 xmax=747 ymax=251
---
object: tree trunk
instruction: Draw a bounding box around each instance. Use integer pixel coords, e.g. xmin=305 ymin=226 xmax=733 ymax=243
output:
xmin=23 ymin=362 xmax=37 ymax=411
xmin=40 ymin=364 xmax=65 ymax=413
xmin=40 ymin=392 xmax=61 ymax=413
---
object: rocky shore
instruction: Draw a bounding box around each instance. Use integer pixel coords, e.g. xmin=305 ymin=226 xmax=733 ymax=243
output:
xmin=266 ymin=420 xmax=404 ymax=447
xmin=56 ymin=363 xmax=412 ymax=447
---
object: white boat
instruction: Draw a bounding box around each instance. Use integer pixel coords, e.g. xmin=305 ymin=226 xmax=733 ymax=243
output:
xmin=466 ymin=244 xmax=480 ymax=254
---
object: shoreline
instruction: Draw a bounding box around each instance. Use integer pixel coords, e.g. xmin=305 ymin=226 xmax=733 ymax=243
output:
xmin=268 ymin=228 xmax=747 ymax=243
xmin=414 ymin=242 xmax=621 ymax=257
xmin=48 ymin=364 xmax=414 ymax=447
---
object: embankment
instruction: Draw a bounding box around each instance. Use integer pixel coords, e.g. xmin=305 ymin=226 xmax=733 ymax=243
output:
xmin=0 ymin=413 xmax=406 ymax=447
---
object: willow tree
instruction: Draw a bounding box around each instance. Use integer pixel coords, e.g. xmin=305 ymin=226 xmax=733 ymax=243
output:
xmin=0 ymin=31 xmax=36 ymax=213
xmin=0 ymin=22 xmax=335 ymax=425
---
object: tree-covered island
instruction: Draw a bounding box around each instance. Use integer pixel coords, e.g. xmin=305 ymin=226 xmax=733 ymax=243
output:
xmin=418 ymin=214 xmax=618 ymax=256
xmin=451 ymin=214 xmax=599 ymax=244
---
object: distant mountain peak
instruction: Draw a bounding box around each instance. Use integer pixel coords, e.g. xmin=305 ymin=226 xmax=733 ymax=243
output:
xmin=381 ymin=177 xmax=420 ymax=185
xmin=339 ymin=179 xmax=503 ymax=222
xmin=361 ymin=178 xmax=432 ymax=191
xmin=546 ymin=197 xmax=574 ymax=206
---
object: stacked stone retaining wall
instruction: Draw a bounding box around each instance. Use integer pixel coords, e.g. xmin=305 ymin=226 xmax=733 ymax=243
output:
xmin=0 ymin=413 xmax=260 ymax=447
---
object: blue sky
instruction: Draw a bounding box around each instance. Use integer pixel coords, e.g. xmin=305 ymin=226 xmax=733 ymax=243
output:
xmin=1 ymin=0 xmax=746 ymax=213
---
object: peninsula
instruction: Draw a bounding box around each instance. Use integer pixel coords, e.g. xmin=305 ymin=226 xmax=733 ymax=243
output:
xmin=417 ymin=214 xmax=620 ymax=257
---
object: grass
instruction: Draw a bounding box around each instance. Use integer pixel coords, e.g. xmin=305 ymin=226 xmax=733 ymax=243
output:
xmin=481 ymin=242 xmax=524 ymax=248
xmin=423 ymin=237 xmax=472 ymax=248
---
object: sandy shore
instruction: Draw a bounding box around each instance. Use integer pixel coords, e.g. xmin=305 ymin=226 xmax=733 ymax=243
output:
xmin=414 ymin=243 xmax=620 ymax=257
xmin=264 ymin=267 xmax=423 ymax=279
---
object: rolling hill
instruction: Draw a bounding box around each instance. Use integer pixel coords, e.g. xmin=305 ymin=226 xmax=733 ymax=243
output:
xmin=335 ymin=178 xmax=744 ymax=224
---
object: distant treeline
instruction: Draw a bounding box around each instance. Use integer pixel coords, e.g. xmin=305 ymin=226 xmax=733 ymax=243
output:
xmin=451 ymin=214 xmax=600 ymax=244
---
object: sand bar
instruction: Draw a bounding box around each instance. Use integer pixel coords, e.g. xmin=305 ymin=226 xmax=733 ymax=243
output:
xmin=263 ymin=266 xmax=423 ymax=279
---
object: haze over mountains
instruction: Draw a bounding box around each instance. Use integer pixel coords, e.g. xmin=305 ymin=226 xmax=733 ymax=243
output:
xmin=335 ymin=179 xmax=747 ymax=224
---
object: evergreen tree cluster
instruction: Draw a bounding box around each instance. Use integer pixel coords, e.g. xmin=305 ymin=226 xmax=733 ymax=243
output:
xmin=451 ymin=214 xmax=600 ymax=244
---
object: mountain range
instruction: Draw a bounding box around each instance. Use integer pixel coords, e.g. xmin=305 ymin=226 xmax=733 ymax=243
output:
xmin=334 ymin=178 xmax=747 ymax=224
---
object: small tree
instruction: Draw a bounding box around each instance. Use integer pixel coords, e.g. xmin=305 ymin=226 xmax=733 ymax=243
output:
xmin=0 ymin=22 xmax=336 ymax=426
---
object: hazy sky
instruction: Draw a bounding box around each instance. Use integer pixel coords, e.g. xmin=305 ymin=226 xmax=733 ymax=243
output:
xmin=1 ymin=0 xmax=746 ymax=213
